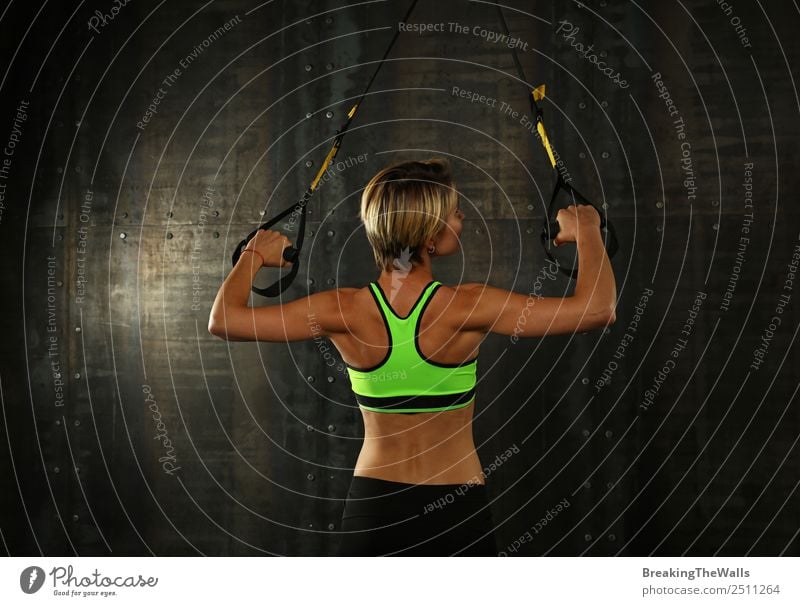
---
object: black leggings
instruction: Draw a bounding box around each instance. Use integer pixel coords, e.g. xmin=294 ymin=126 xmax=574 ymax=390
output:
xmin=337 ymin=475 xmax=498 ymax=556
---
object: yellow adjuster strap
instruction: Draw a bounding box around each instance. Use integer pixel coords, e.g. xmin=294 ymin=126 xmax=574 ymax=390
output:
xmin=531 ymin=85 xmax=557 ymax=169
xmin=309 ymin=103 xmax=359 ymax=191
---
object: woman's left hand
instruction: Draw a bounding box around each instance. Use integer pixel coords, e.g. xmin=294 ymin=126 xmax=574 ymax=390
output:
xmin=242 ymin=229 xmax=294 ymax=268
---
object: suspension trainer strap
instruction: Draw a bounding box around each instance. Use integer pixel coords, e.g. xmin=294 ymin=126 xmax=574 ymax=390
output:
xmin=494 ymin=1 xmax=618 ymax=280
xmin=232 ymin=0 xmax=421 ymax=297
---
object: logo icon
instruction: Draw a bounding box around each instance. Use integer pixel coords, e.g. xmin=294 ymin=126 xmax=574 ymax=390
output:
xmin=390 ymin=246 xmax=414 ymax=299
xmin=20 ymin=566 xmax=45 ymax=594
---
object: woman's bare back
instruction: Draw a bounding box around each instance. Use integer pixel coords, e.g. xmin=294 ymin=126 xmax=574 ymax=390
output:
xmin=328 ymin=279 xmax=486 ymax=485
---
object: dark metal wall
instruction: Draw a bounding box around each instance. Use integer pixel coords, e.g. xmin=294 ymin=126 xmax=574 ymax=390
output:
xmin=1 ymin=0 xmax=798 ymax=556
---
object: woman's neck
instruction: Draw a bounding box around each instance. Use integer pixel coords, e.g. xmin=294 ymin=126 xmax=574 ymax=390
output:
xmin=378 ymin=258 xmax=433 ymax=290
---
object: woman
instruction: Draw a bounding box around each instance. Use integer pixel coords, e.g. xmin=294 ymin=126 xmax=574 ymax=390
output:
xmin=208 ymin=158 xmax=616 ymax=556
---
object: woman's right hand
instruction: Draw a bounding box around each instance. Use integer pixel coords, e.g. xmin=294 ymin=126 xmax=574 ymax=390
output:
xmin=553 ymin=204 xmax=601 ymax=247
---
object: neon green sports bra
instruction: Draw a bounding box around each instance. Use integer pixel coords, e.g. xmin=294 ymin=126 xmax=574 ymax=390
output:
xmin=345 ymin=280 xmax=478 ymax=414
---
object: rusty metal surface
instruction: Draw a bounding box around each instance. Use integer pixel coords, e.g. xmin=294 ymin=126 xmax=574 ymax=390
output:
xmin=0 ymin=0 xmax=798 ymax=557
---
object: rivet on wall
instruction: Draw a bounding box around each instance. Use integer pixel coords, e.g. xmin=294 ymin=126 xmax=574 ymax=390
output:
xmin=119 ymin=232 xmax=127 ymax=239
xmin=305 ymin=64 xmax=313 ymax=72
xmin=581 ymin=377 xmax=589 ymax=384
xmin=584 ymin=534 xmax=592 ymax=541
xmin=306 ymin=160 xmax=313 ymax=167
xmin=325 ymin=111 xmax=333 ymax=119
xmin=601 ymin=151 xmax=610 ymax=159
xmin=166 ymin=233 xmax=173 ymax=239
xmin=327 ymin=424 xmax=335 ymax=431
xmin=584 ymin=481 xmax=591 ymax=489
xmin=327 ymin=376 xmax=334 ymax=383
xmin=307 ymin=473 xmax=315 ymax=481
xmin=581 ymin=429 xmax=590 ymax=437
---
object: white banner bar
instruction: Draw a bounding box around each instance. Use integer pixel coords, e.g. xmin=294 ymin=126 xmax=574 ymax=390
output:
xmin=1 ymin=557 xmax=797 ymax=605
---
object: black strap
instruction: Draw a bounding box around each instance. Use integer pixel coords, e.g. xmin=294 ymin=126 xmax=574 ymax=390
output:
xmin=232 ymin=0 xmax=421 ymax=297
xmin=494 ymin=1 xmax=619 ymax=280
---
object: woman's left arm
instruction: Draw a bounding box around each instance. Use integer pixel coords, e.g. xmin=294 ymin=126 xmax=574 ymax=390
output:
xmin=207 ymin=229 xmax=345 ymax=342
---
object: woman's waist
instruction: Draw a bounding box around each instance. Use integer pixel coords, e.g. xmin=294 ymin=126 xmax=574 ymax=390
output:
xmin=354 ymin=442 xmax=484 ymax=485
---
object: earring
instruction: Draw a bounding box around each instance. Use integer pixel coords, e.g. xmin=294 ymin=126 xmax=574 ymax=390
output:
xmin=427 ymin=245 xmax=435 ymax=254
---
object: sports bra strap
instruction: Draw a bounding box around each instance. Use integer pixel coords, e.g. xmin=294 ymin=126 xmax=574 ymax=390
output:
xmin=370 ymin=280 xmax=439 ymax=323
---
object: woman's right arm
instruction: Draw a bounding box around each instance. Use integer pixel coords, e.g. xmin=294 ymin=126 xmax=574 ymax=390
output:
xmin=461 ymin=207 xmax=617 ymax=337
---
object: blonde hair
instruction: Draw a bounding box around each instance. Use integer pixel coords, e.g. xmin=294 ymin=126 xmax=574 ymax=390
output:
xmin=359 ymin=157 xmax=458 ymax=272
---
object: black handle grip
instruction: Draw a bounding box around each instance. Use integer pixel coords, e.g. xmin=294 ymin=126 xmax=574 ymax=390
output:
xmin=230 ymin=193 xmax=310 ymax=297
xmin=541 ymin=201 xmax=607 ymax=242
